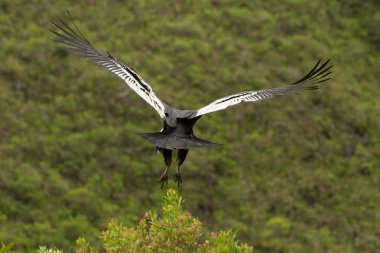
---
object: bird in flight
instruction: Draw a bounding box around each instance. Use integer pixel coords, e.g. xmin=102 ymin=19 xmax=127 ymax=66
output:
xmin=51 ymin=15 xmax=333 ymax=188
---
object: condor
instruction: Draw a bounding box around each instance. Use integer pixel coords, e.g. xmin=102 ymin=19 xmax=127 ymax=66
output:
xmin=51 ymin=15 xmax=332 ymax=188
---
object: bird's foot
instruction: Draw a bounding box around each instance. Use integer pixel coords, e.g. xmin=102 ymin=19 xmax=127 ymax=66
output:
xmin=158 ymin=173 xmax=169 ymax=189
xmin=174 ymin=172 xmax=182 ymax=188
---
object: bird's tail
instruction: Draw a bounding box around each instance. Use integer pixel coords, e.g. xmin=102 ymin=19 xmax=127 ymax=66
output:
xmin=138 ymin=132 xmax=221 ymax=150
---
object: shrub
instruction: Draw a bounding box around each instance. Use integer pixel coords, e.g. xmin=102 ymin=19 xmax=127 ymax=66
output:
xmin=76 ymin=189 xmax=253 ymax=253
xmin=0 ymin=243 xmax=14 ymax=253
xmin=37 ymin=246 xmax=63 ymax=253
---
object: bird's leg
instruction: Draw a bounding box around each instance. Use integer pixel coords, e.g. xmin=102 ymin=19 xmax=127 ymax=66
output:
xmin=158 ymin=148 xmax=172 ymax=189
xmin=175 ymin=149 xmax=189 ymax=188
xmin=174 ymin=165 xmax=182 ymax=188
xmin=158 ymin=167 xmax=169 ymax=189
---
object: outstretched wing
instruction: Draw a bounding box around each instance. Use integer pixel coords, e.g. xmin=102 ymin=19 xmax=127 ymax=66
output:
xmin=190 ymin=59 xmax=332 ymax=118
xmin=50 ymin=16 xmax=167 ymax=118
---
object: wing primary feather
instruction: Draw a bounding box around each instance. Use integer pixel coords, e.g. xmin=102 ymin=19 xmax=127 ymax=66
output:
xmin=55 ymin=17 xmax=81 ymax=41
xmin=314 ymin=77 xmax=331 ymax=84
xmin=313 ymin=65 xmax=333 ymax=79
xmin=315 ymin=71 xmax=332 ymax=81
xmin=292 ymin=59 xmax=321 ymax=85
xmin=292 ymin=59 xmax=332 ymax=85
xmin=310 ymin=59 xmax=331 ymax=79
xmin=66 ymin=10 xmax=89 ymax=44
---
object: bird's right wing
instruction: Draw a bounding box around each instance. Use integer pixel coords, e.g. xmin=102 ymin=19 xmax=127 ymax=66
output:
xmin=50 ymin=15 xmax=167 ymax=118
xmin=189 ymin=59 xmax=332 ymax=118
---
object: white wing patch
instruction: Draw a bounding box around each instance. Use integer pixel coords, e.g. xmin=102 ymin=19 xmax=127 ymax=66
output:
xmin=99 ymin=60 xmax=166 ymax=118
xmin=51 ymin=17 xmax=166 ymax=118
xmin=193 ymin=90 xmax=274 ymax=117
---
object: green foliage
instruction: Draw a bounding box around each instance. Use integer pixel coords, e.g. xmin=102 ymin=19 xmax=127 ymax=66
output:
xmin=37 ymin=246 xmax=63 ymax=253
xmin=76 ymin=189 xmax=252 ymax=253
xmin=259 ymin=217 xmax=291 ymax=252
xmin=1 ymin=0 xmax=380 ymax=252
xmin=0 ymin=243 xmax=14 ymax=253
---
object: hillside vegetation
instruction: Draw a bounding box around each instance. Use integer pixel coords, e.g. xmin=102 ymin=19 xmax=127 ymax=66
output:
xmin=1 ymin=190 xmax=253 ymax=252
xmin=1 ymin=0 xmax=379 ymax=252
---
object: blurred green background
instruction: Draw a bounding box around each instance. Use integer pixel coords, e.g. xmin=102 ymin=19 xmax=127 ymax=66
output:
xmin=1 ymin=0 xmax=379 ymax=252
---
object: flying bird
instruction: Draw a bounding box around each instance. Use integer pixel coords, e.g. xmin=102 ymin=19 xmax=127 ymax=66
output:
xmin=51 ymin=15 xmax=333 ymax=188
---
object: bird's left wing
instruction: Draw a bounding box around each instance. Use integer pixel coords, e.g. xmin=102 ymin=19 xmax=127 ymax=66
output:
xmin=50 ymin=16 xmax=167 ymax=118
xmin=189 ymin=59 xmax=332 ymax=118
